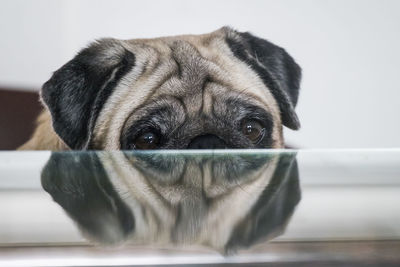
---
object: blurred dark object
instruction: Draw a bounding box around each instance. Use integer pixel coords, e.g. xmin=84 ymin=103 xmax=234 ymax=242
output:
xmin=0 ymin=88 xmax=42 ymax=150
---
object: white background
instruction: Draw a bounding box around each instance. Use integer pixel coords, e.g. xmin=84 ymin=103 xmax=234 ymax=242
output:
xmin=1 ymin=0 xmax=399 ymax=148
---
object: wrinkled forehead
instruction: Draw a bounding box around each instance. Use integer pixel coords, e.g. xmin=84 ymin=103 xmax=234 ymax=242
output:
xmin=92 ymin=29 xmax=280 ymax=148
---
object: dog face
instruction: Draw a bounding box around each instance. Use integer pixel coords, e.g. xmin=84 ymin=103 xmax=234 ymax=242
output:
xmin=41 ymin=27 xmax=301 ymax=150
xmin=41 ymin=151 xmax=300 ymax=251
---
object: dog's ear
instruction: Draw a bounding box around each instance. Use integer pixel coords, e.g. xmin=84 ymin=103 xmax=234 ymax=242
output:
xmin=41 ymin=39 xmax=135 ymax=149
xmin=226 ymin=29 xmax=302 ymax=130
xmin=41 ymin=152 xmax=135 ymax=244
xmin=226 ymin=153 xmax=300 ymax=252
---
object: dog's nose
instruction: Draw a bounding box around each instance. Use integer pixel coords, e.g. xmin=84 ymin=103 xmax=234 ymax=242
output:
xmin=187 ymin=134 xmax=227 ymax=149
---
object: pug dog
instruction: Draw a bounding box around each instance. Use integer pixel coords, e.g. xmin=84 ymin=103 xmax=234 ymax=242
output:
xmin=19 ymin=26 xmax=301 ymax=150
xmin=41 ymin=150 xmax=300 ymax=252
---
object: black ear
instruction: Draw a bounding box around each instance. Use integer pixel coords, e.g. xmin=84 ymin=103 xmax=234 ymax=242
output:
xmin=41 ymin=39 xmax=135 ymax=149
xmin=226 ymin=29 xmax=302 ymax=130
xmin=226 ymin=153 xmax=300 ymax=252
xmin=41 ymin=152 xmax=135 ymax=244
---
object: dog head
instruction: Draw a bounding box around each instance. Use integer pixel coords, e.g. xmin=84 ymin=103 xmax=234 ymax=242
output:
xmin=41 ymin=27 xmax=301 ymax=150
xmin=41 ymin=151 xmax=300 ymax=251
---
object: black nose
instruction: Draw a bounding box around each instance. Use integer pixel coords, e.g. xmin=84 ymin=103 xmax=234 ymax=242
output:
xmin=187 ymin=134 xmax=227 ymax=149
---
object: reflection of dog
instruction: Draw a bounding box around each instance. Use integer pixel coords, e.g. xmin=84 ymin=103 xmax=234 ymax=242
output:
xmin=41 ymin=151 xmax=300 ymax=252
xmin=20 ymin=27 xmax=301 ymax=150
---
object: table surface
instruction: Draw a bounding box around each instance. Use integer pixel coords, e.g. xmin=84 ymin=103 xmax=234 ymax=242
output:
xmin=0 ymin=149 xmax=399 ymax=266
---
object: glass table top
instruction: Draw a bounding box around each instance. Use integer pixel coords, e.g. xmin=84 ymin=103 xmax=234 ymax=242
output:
xmin=0 ymin=149 xmax=399 ymax=266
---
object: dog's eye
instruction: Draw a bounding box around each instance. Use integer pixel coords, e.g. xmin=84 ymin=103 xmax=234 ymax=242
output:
xmin=134 ymin=132 xmax=160 ymax=149
xmin=242 ymin=120 xmax=265 ymax=143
